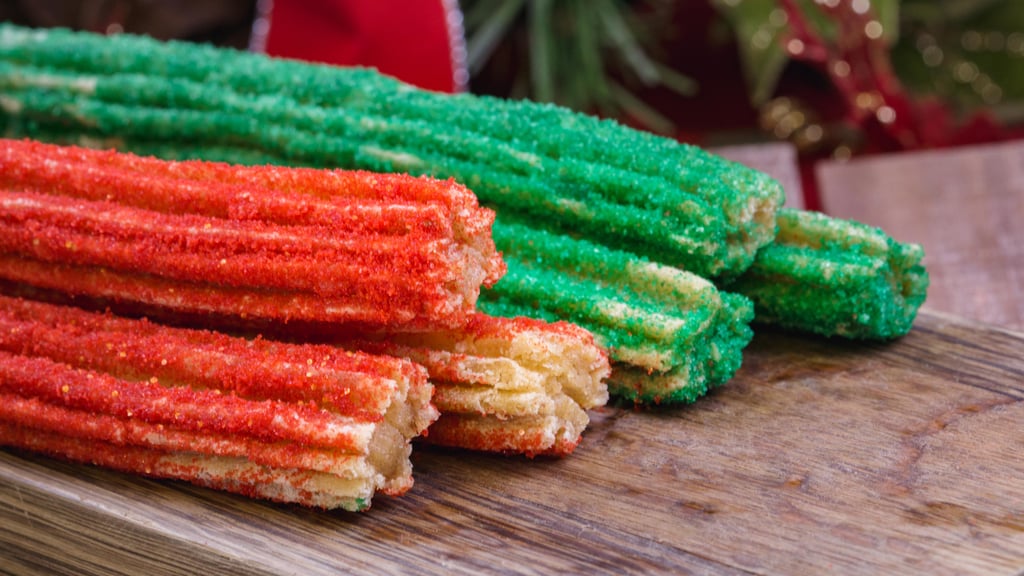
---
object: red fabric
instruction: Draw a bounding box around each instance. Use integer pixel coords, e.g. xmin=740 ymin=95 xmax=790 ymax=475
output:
xmin=263 ymin=0 xmax=458 ymax=93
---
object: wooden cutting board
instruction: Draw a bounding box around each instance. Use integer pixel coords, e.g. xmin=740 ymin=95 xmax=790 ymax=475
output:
xmin=2 ymin=309 xmax=1022 ymax=575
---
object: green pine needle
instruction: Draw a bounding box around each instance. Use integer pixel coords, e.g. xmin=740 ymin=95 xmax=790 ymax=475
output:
xmin=463 ymin=0 xmax=696 ymax=133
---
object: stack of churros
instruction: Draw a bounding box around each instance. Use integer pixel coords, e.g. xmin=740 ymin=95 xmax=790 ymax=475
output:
xmin=0 ymin=25 xmax=930 ymax=413
xmin=0 ymin=24 xmax=937 ymax=512
xmin=0 ymin=24 xmax=783 ymax=404
xmin=0 ymin=138 xmax=610 ymax=508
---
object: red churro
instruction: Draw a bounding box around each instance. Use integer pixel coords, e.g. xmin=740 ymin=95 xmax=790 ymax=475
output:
xmin=0 ymin=422 xmax=375 ymax=509
xmin=0 ymin=286 xmax=423 ymax=420
xmin=0 ymin=395 xmax=370 ymax=478
xmin=0 ymin=295 xmax=438 ymax=510
xmin=342 ymin=314 xmax=610 ymax=457
xmin=0 ymin=138 xmax=503 ymax=330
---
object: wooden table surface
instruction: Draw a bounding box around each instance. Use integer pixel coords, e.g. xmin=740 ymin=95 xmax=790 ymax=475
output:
xmin=818 ymin=139 xmax=1024 ymax=332
xmin=2 ymin=310 xmax=1022 ymax=575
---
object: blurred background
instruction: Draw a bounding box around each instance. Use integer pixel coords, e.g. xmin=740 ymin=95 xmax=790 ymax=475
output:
xmin=3 ymin=0 xmax=1023 ymax=208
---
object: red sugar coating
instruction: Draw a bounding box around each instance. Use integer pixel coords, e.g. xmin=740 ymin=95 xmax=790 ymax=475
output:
xmin=0 ymin=294 xmax=424 ymax=419
xmin=459 ymin=313 xmax=606 ymax=352
xmin=0 ymin=151 xmax=465 ymax=254
xmin=0 ymin=138 xmax=504 ymax=329
xmin=0 ymin=138 xmax=486 ymax=227
xmin=0 ymin=419 xmax=172 ymax=475
xmin=0 ymin=351 xmax=376 ymax=451
xmin=0 ymin=190 xmax=459 ymax=298
xmin=0 ymin=254 xmax=436 ymax=327
xmin=0 ymin=394 xmax=363 ymax=476
xmin=0 ymin=421 xmax=349 ymax=508
xmin=427 ymin=415 xmax=581 ymax=458
xmin=0 ymin=295 xmax=439 ymax=508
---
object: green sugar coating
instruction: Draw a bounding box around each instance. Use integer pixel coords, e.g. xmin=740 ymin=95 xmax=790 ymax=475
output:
xmin=492 ymin=215 xmax=715 ymax=302
xmin=0 ymin=24 xmax=767 ymax=189
xmin=485 ymin=256 xmax=700 ymax=355
xmin=478 ymin=217 xmax=754 ymax=404
xmin=0 ymin=24 xmax=784 ymax=278
xmin=348 ymin=497 xmax=371 ymax=513
xmin=0 ymin=86 xmax=717 ymax=263
xmin=724 ymin=209 xmax=929 ymax=339
xmin=707 ymin=292 xmax=757 ymax=383
xmin=601 ymin=293 xmax=753 ymax=405
xmin=606 ymin=365 xmax=712 ymax=406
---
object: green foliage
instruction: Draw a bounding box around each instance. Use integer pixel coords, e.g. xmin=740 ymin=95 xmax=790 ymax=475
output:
xmin=462 ymin=0 xmax=1024 ymax=132
xmin=892 ymin=0 xmax=1024 ymax=123
xmin=711 ymin=0 xmax=789 ymax=105
xmin=711 ymin=0 xmax=899 ymax=106
xmin=711 ymin=0 xmax=1021 ymax=124
xmin=462 ymin=0 xmax=696 ymax=133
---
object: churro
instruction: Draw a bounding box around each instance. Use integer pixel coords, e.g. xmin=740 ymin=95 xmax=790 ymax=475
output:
xmin=481 ymin=218 xmax=754 ymax=405
xmin=0 ymin=138 xmax=502 ymax=331
xmin=0 ymin=295 xmax=437 ymax=510
xmin=341 ymin=314 xmax=609 ymax=456
xmin=725 ymin=208 xmax=929 ymax=339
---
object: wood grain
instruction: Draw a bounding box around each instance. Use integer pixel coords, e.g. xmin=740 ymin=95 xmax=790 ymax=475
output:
xmin=2 ymin=311 xmax=1022 ymax=575
xmin=817 ymin=140 xmax=1024 ymax=331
